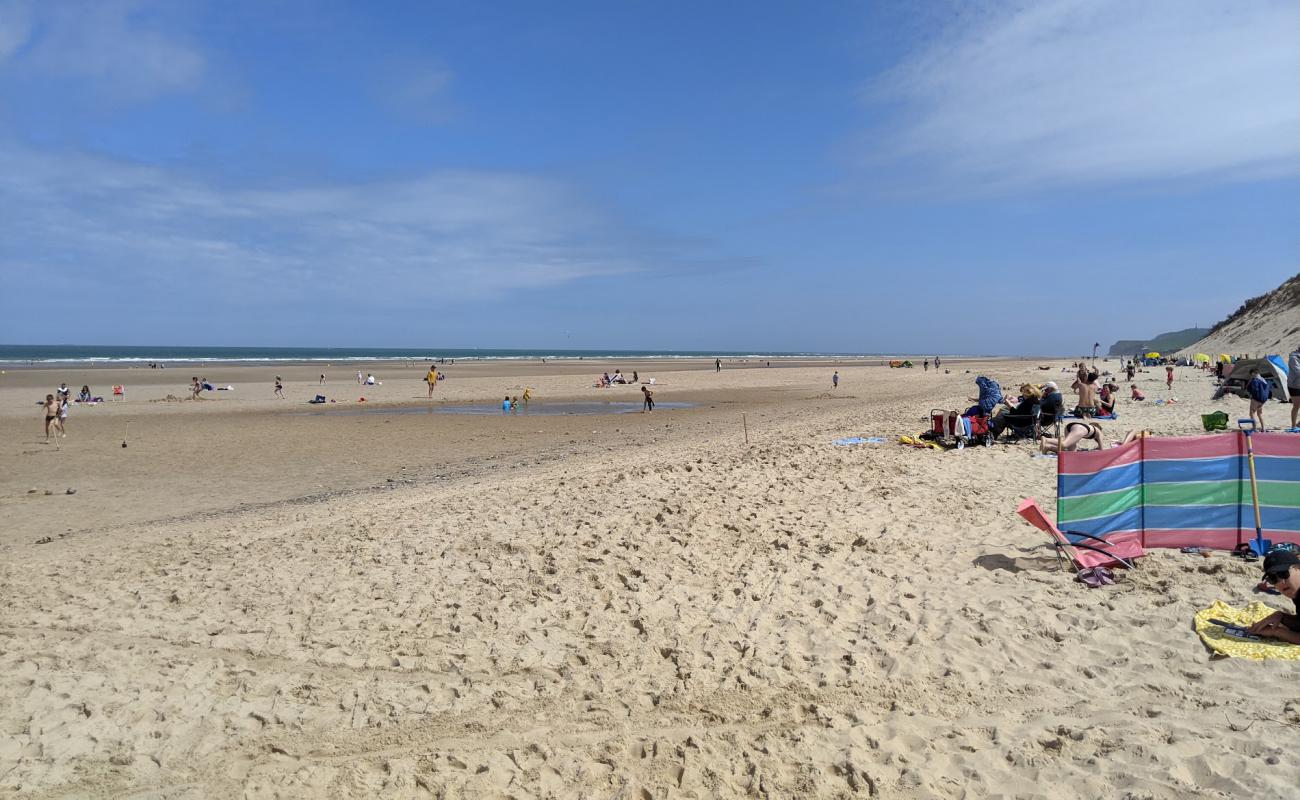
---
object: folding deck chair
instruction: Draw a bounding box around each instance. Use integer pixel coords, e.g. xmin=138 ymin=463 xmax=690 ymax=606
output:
xmin=1016 ymin=497 xmax=1145 ymax=571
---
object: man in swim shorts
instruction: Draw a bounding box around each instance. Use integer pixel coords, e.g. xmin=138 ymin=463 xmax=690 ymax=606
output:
xmin=1247 ymin=550 xmax=1300 ymax=644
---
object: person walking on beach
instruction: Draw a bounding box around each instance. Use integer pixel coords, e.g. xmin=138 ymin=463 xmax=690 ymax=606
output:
xmin=935 ymin=356 xmax=941 ymax=369
xmin=1246 ymin=368 xmax=1270 ymax=430
xmin=924 ymin=359 xmax=929 ymax=372
xmin=1165 ymin=365 xmax=1174 ymax=391
xmin=715 ymin=358 xmax=721 ymax=373
xmin=274 ymin=376 xmax=285 ymax=399
xmin=319 ymin=374 xmax=325 ymax=386
xmin=425 ymin=364 xmax=438 ymax=398
xmin=832 ymin=371 xmax=839 ymax=389
xmin=1289 ymin=343 xmax=1300 ymax=429
xmin=356 ymin=370 xmax=364 ymax=385
xmin=42 ymin=394 xmax=59 ymax=441
xmin=642 ymin=384 xmax=654 ymax=412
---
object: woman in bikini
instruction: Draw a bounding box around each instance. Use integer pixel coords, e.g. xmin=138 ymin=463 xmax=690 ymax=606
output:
xmin=1039 ymin=421 xmax=1104 ymax=454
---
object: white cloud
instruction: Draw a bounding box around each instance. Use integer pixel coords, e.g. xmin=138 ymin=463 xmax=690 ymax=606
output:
xmin=871 ymin=0 xmax=1300 ymax=188
xmin=0 ymin=141 xmax=664 ymax=305
xmin=5 ymin=0 xmax=204 ymax=103
xmin=0 ymin=0 xmax=33 ymax=63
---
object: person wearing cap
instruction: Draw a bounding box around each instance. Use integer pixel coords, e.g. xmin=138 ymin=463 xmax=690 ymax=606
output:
xmin=1038 ymin=381 xmax=1064 ymax=427
xmin=1247 ymin=550 xmax=1300 ymax=644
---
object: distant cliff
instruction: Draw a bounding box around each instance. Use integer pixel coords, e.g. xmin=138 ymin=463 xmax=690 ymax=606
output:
xmin=1108 ymin=328 xmax=1209 ymax=356
xmin=1176 ymin=273 xmax=1300 ymax=358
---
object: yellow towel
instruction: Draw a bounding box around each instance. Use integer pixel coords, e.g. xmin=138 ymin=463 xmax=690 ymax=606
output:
xmin=1194 ymin=601 xmax=1300 ymax=661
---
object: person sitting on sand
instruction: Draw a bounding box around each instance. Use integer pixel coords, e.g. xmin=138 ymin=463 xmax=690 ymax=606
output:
xmin=1130 ymin=384 xmax=1145 ymax=401
xmin=1039 ymin=421 xmax=1104 ymax=453
xmin=1247 ymin=550 xmax=1300 ymax=644
xmin=78 ymin=385 xmax=92 ymax=403
xmin=502 ymin=396 xmax=512 ymax=414
xmin=1098 ymin=382 xmax=1119 ymax=416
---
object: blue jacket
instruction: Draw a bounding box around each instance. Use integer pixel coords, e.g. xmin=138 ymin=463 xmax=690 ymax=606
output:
xmin=1247 ymin=376 xmax=1271 ymax=403
xmin=974 ymin=377 xmax=1004 ymax=415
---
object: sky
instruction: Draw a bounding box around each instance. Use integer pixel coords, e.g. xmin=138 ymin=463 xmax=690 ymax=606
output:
xmin=0 ymin=0 xmax=1297 ymax=354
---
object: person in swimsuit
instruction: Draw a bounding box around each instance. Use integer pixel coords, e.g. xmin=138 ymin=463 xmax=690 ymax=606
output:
xmin=426 ymin=365 xmax=438 ymax=398
xmin=1165 ymin=365 xmax=1174 ymax=390
xmin=1039 ymin=421 xmax=1103 ymax=454
xmin=274 ymin=376 xmax=285 ymax=398
xmin=642 ymin=385 xmax=654 ymax=412
xmin=43 ymin=394 xmax=59 ymax=441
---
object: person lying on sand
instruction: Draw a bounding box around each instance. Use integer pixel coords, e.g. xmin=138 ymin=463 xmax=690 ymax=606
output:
xmin=1039 ymin=421 xmax=1103 ymax=453
xmin=1248 ymin=551 xmax=1300 ymax=644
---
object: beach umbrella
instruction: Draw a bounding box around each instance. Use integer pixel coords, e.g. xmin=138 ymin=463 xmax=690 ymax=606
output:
xmin=1194 ymin=353 xmax=1210 ymax=363
xmin=1218 ymin=354 xmax=1232 ymax=363
xmin=1146 ymin=351 xmax=1160 ymax=359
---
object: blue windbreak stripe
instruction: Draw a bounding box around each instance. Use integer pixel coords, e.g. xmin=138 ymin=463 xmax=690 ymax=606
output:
xmin=1060 ymin=507 xmax=1143 ymax=541
xmin=1260 ymin=506 xmax=1300 ymax=533
xmin=1059 ymin=462 xmax=1142 ymax=497
xmin=1142 ymin=455 xmax=1299 ymax=484
xmin=1145 ymin=505 xmax=1242 ymax=530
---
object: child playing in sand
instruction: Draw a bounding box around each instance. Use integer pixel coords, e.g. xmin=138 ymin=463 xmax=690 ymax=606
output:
xmin=1247 ymin=367 xmax=1270 ymax=430
xmin=1247 ymin=550 xmax=1300 ymax=644
xmin=1165 ymin=365 xmax=1174 ymax=390
xmin=642 ymin=385 xmax=654 ymax=412
xmin=502 ymin=396 xmax=512 ymax=414
xmin=1130 ymin=384 xmax=1145 ymax=401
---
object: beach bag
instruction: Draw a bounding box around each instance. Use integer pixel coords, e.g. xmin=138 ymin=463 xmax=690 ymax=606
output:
xmin=1201 ymin=411 xmax=1229 ymax=432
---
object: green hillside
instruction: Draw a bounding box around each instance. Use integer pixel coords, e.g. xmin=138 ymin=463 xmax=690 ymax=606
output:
xmin=1108 ymin=327 xmax=1210 ymax=356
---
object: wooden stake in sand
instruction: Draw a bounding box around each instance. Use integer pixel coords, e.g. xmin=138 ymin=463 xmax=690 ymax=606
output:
xmin=743 ymin=413 xmax=749 ymax=444
xmin=122 ymin=420 xmax=130 ymax=449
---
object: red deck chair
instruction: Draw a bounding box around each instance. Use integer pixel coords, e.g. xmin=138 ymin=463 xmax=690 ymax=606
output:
xmin=1016 ymin=497 xmax=1145 ymax=570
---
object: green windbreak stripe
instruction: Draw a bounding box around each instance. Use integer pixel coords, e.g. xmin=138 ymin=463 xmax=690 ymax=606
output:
xmin=1255 ymin=481 xmax=1300 ymax=508
xmin=1145 ymin=482 xmax=1237 ymax=507
xmin=1143 ymin=481 xmax=1300 ymax=508
xmin=1058 ymin=486 xmax=1141 ymax=523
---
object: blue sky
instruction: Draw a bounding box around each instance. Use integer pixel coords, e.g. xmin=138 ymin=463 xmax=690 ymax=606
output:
xmin=0 ymin=0 xmax=1297 ymax=354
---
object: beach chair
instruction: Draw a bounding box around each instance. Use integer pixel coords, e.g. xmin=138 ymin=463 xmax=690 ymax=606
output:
xmin=928 ymin=409 xmax=993 ymax=448
xmin=1016 ymin=497 xmax=1144 ymax=571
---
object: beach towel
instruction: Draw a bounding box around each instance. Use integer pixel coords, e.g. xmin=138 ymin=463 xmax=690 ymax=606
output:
xmin=899 ymin=435 xmax=942 ymax=450
xmin=833 ymin=436 xmax=886 ymax=446
xmin=1194 ymin=601 xmax=1300 ymax=660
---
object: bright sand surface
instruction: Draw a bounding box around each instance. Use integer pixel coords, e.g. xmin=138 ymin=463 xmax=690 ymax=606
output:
xmin=0 ymin=359 xmax=1295 ymax=798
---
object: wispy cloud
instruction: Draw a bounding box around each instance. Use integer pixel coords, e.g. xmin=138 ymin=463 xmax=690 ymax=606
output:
xmin=869 ymin=0 xmax=1300 ymax=188
xmin=0 ymin=141 xmax=697 ymax=308
xmin=1 ymin=0 xmax=204 ymax=104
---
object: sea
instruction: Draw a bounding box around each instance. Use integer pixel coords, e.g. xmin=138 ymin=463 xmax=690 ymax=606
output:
xmin=0 ymin=344 xmax=888 ymax=366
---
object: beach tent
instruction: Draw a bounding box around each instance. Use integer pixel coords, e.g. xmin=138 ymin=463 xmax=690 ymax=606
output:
xmin=1056 ymin=431 xmax=1300 ymax=551
xmin=1146 ymin=352 xmax=1161 ymax=359
xmin=1194 ymin=353 xmax=1210 ymax=363
xmin=1218 ymin=354 xmax=1232 ymax=363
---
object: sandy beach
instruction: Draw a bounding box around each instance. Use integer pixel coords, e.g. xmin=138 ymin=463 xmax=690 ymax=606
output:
xmin=1 ymin=359 xmax=1295 ymax=798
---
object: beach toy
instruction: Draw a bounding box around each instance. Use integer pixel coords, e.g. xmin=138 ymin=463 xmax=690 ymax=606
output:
xmin=1238 ymin=419 xmax=1271 ymax=557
